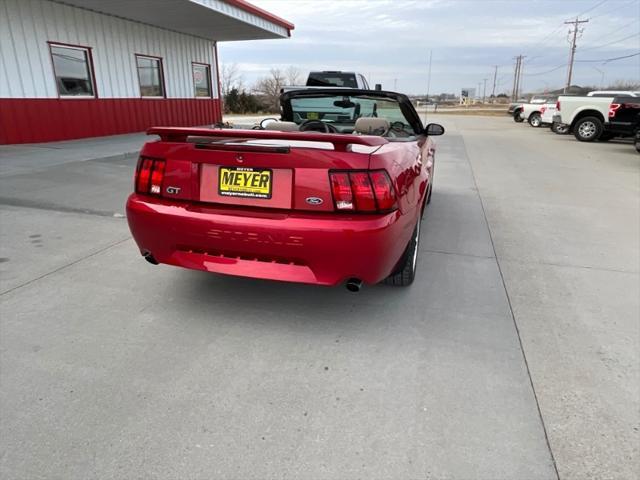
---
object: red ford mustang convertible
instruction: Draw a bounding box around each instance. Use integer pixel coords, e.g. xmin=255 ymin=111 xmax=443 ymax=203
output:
xmin=126 ymin=88 xmax=444 ymax=291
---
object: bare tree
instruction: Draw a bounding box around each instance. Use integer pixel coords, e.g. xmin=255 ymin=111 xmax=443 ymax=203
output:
xmin=253 ymin=68 xmax=286 ymax=112
xmin=221 ymin=63 xmax=242 ymax=96
xmin=608 ymin=79 xmax=640 ymax=90
xmin=285 ymin=65 xmax=302 ymax=86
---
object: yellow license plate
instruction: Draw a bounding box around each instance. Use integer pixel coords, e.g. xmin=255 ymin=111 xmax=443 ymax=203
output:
xmin=218 ymin=167 xmax=272 ymax=199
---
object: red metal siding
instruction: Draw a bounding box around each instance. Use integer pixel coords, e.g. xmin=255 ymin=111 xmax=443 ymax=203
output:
xmin=0 ymin=98 xmax=222 ymax=144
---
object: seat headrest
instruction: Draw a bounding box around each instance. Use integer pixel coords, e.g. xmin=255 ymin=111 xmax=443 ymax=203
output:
xmin=354 ymin=118 xmax=390 ymax=135
xmin=264 ymin=121 xmax=299 ymax=132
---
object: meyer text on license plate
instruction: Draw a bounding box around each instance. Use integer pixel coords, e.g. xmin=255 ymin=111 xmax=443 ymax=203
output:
xmin=218 ymin=167 xmax=272 ymax=199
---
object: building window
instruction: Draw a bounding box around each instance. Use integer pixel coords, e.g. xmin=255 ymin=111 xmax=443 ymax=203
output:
xmin=50 ymin=44 xmax=96 ymax=97
xmin=136 ymin=55 xmax=165 ymax=97
xmin=192 ymin=63 xmax=211 ymax=97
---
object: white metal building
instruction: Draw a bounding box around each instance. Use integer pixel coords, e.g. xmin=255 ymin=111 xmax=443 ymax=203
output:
xmin=0 ymin=0 xmax=294 ymax=144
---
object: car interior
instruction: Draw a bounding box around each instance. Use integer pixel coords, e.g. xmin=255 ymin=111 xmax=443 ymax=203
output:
xmin=254 ymin=93 xmax=421 ymax=139
xmin=260 ymin=117 xmax=414 ymax=138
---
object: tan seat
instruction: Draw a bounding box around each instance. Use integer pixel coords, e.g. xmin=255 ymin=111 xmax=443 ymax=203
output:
xmin=264 ymin=121 xmax=299 ymax=132
xmin=354 ymin=117 xmax=390 ymax=135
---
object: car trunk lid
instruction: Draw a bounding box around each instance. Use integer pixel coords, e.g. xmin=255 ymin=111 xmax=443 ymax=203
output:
xmin=142 ymin=127 xmax=386 ymax=212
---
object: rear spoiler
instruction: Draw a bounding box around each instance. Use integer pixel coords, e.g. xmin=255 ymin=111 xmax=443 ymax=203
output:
xmin=147 ymin=127 xmax=388 ymax=152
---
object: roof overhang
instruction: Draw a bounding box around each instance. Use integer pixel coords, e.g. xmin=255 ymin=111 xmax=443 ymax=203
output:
xmin=53 ymin=0 xmax=294 ymax=41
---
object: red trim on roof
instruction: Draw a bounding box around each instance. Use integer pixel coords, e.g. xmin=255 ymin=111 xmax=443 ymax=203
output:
xmin=224 ymin=0 xmax=294 ymax=34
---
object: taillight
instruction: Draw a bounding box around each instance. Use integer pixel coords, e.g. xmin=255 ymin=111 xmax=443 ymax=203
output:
xmin=369 ymin=171 xmax=397 ymax=211
xmin=556 ymin=100 xmax=560 ymax=111
xmin=609 ymin=103 xmax=622 ymax=118
xmin=135 ymin=157 xmax=165 ymax=195
xmin=349 ymin=172 xmax=376 ymax=211
xmin=329 ymin=170 xmax=397 ymax=213
xmin=329 ymin=172 xmax=353 ymax=210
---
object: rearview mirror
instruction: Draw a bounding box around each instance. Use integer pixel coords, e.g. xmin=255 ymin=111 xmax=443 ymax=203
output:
xmin=425 ymin=123 xmax=445 ymax=136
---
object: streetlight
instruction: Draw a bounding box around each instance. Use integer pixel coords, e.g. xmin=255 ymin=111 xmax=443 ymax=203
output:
xmin=592 ymin=67 xmax=605 ymax=89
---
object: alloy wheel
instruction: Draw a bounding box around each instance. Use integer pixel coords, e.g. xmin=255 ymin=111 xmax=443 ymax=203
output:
xmin=578 ymin=121 xmax=596 ymax=139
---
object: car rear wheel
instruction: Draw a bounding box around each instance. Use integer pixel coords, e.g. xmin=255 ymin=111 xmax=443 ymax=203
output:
xmin=529 ymin=113 xmax=542 ymax=127
xmin=384 ymin=219 xmax=420 ymax=287
xmin=574 ymin=116 xmax=603 ymax=142
xmin=552 ymin=122 xmax=569 ymax=134
xmin=513 ymin=110 xmax=524 ymax=123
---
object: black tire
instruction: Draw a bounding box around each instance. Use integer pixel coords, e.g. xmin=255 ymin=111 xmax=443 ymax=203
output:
xmin=528 ymin=112 xmax=542 ymax=127
xmin=513 ymin=110 xmax=524 ymax=123
xmin=552 ymin=122 xmax=569 ymax=134
xmin=574 ymin=116 xmax=603 ymax=142
xmin=384 ymin=219 xmax=421 ymax=287
xmin=635 ymin=132 xmax=640 ymax=153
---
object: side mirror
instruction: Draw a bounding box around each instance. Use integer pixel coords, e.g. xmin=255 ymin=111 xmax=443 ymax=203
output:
xmin=425 ymin=123 xmax=445 ymax=136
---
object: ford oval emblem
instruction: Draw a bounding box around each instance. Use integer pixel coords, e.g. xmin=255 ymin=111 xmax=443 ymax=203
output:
xmin=305 ymin=197 xmax=323 ymax=205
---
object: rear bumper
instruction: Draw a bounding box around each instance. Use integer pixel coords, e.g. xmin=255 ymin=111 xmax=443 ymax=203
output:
xmin=608 ymin=121 xmax=635 ymax=137
xmin=126 ymin=194 xmax=415 ymax=286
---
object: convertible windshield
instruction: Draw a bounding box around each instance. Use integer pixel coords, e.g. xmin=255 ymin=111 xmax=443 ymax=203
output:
xmin=287 ymin=94 xmax=418 ymax=136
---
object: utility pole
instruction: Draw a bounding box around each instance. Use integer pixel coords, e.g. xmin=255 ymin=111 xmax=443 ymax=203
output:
xmin=425 ymin=50 xmax=432 ymax=123
xmin=491 ymin=65 xmax=498 ymax=99
xmin=482 ymin=78 xmax=487 ymax=103
xmin=516 ymin=56 xmax=525 ymax=100
xmin=512 ymin=55 xmax=523 ymax=100
xmin=564 ymin=17 xmax=589 ymax=93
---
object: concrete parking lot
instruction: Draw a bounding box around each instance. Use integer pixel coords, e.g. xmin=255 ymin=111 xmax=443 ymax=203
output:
xmin=1 ymin=116 xmax=638 ymax=479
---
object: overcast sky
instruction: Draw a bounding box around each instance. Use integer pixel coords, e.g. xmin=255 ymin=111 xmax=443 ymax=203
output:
xmin=218 ymin=0 xmax=640 ymax=95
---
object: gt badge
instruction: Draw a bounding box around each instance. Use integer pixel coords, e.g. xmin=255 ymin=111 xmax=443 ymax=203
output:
xmin=166 ymin=186 xmax=181 ymax=194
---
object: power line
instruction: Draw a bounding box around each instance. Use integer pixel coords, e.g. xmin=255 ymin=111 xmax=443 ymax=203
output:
xmin=579 ymin=31 xmax=640 ymax=51
xmin=611 ymin=18 xmax=640 ymax=32
xmin=524 ymin=64 xmax=566 ymax=77
xmin=587 ymin=0 xmax=637 ymax=20
xmin=577 ymin=0 xmax=608 ymax=17
xmin=526 ymin=24 xmax=567 ymax=57
xmin=575 ymin=51 xmax=640 ymax=63
xmin=524 ymin=0 xmax=633 ymax=68
xmin=525 ymin=1 xmax=607 ymax=63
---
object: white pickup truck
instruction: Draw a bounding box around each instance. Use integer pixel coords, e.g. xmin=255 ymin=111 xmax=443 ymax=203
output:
xmin=519 ymin=96 xmax=557 ymax=127
xmin=552 ymin=91 xmax=640 ymax=141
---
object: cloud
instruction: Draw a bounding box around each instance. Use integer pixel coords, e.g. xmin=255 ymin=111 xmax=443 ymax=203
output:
xmin=219 ymin=0 xmax=640 ymax=94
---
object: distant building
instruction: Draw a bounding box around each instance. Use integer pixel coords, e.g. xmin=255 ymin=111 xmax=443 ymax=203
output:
xmin=0 ymin=0 xmax=293 ymax=144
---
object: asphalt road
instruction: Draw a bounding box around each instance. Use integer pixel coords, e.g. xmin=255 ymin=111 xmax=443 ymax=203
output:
xmin=1 ymin=117 xmax=638 ymax=479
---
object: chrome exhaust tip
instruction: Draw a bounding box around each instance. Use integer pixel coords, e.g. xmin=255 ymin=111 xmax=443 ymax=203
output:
xmin=345 ymin=278 xmax=363 ymax=293
xmin=142 ymin=251 xmax=159 ymax=265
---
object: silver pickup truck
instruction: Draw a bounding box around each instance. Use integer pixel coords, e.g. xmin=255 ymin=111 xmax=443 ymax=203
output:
xmin=553 ymin=91 xmax=640 ymax=142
